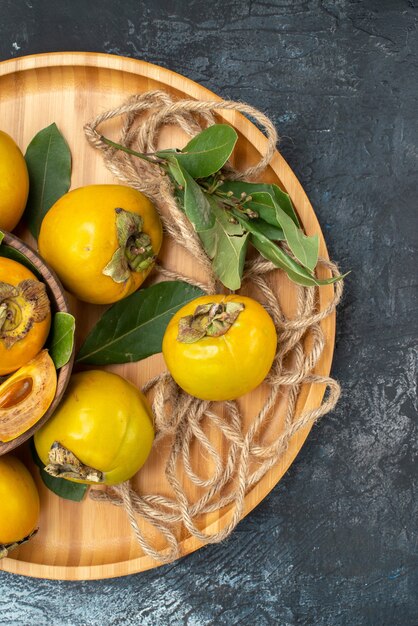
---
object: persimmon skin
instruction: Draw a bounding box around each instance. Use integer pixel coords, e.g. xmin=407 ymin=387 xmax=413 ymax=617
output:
xmin=38 ymin=185 xmax=163 ymax=305
xmin=0 ymin=258 xmax=51 ymax=376
xmin=35 ymin=370 xmax=155 ymax=486
xmin=0 ymin=456 xmax=40 ymax=545
xmin=162 ymin=294 xmax=277 ymax=401
xmin=0 ymin=131 xmax=29 ymax=232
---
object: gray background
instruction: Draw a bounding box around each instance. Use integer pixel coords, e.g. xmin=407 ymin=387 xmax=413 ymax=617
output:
xmin=1 ymin=1 xmax=417 ymax=625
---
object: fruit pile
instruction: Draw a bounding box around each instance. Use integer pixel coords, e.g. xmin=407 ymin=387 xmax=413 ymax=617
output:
xmin=0 ymin=125 xmax=283 ymax=558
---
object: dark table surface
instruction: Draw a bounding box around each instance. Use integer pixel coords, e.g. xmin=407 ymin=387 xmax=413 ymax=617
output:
xmin=1 ymin=1 xmax=417 ymax=625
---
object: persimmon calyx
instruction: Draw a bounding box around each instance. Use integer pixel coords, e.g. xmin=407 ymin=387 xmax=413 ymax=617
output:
xmin=103 ymin=208 xmax=155 ymax=283
xmin=44 ymin=441 xmax=104 ymax=483
xmin=0 ymin=279 xmax=50 ymax=349
xmin=0 ymin=528 xmax=38 ymax=559
xmin=177 ymin=301 xmax=245 ymax=343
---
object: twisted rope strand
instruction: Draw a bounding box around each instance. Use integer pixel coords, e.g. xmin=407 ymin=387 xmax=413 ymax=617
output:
xmin=85 ymin=91 xmax=343 ymax=562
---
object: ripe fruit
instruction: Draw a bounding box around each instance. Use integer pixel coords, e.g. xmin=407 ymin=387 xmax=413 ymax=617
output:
xmin=162 ymin=294 xmax=277 ymax=401
xmin=0 ymin=131 xmax=29 ymax=232
xmin=0 ymin=257 xmax=51 ymax=375
xmin=38 ymin=184 xmax=163 ymax=304
xmin=0 ymin=455 xmax=40 ymax=558
xmin=34 ymin=370 xmax=155 ymax=486
xmin=0 ymin=350 xmax=57 ymax=443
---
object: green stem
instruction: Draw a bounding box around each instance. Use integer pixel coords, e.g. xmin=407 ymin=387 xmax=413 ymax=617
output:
xmin=100 ymin=135 xmax=165 ymax=165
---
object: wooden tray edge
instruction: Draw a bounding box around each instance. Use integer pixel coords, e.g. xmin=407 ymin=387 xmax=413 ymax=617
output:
xmin=0 ymin=51 xmax=337 ymax=580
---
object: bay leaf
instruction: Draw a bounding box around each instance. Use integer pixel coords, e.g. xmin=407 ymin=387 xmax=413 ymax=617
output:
xmin=48 ymin=312 xmax=75 ymax=369
xmin=158 ymin=124 xmax=238 ymax=179
xmin=246 ymin=219 xmax=285 ymax=241
xmin=167 ymin=159 xmax=184 ymax=187
xmin=24 ymin=123 xmax=72 ymax=239
xmin=251 ymin=234 xmax=321 ymax=286
xmin=234 ymin=212 xmax=341 ymax=287
xmin=245 ymin=192 xmax=285 ymax=229
xmin=199 ymin=198 xmax=249 ymax=290
xmin=172 ymin=159 xmax=215 ymax=232
xmin=77 ymin=280 xmax=204 ymax=365
xmin=249 ymin=192 xmax=319 ymax=272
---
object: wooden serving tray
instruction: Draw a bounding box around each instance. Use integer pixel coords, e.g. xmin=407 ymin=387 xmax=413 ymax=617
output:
xmin=0 ymin=52 xmax=336 ymax=580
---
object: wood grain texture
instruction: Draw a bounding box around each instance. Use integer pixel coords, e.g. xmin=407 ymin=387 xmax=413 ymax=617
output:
xmin=0 ymin=231 xmax=74 ymax=454
xmin=0 ymin=52 xmax=336 ymax=580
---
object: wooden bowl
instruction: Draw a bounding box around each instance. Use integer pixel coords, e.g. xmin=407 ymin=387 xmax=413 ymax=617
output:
xmin=0 ymin=231 xmax=74 ymax=455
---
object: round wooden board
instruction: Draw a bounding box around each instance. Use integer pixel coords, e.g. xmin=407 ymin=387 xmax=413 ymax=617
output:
xmin=0 ymin=52 xmax=336 ymax=580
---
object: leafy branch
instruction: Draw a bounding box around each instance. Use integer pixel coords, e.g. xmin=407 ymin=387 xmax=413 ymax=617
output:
xmin=101 ymin=124 xmax=344 ymax=290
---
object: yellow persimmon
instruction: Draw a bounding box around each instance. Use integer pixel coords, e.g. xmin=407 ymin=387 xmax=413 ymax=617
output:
xmin=162 ymin=294 xmax=277 ymax=401
xmin=38 ymin=185 xmax=163 ymax=305
xmin=0 ymin=258 xmax=51 ymax=375
xmin=0 ymin=131 xmax=29 ymax=232
xmin=35 ymin=370 xmax=155 ymax=486
xmin=0 ymin=455 xmax=40 ymax=557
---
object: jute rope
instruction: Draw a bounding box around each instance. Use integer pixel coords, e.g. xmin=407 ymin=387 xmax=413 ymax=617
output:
xmin=84 ymin=91 xmax=343 ymax=564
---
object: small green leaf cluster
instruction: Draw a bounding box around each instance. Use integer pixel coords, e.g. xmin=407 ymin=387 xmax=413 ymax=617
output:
xmin=104 ymin=124 xmax=343 ymax=290
xmin=24 ymin=122 xmax=71 ymax=239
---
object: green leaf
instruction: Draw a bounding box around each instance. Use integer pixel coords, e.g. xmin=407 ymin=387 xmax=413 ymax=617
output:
xmin=171 ymin=159 xmax=215 ymax=232
xmin=166 ymin=161 xmax=186 ymax=211
xmin=249 ymin=192 xmax=319 ymax=272
xmin=234 ymin=212 xmax=341 ymax=287
xmin=245 ymin=192 xmax=286 ymax=229
xmin=167 ymin=160 xmax=184 ymax=187
xmin=220 ymin=180 xmax=300 ymax=227
xmin=199 ymin=197 xmax=249 ymax=291
xmin=251 ymin=234 xmax=320 ymax=286
xmin=24 ymin=123 xmax=72 ymax=239
xmin=247 ymin=219 xmax=285 ymax=241
xmin=30 ymin=439 xmax=87 ymax=502
xmin=0 ymin=233 xmax=40 ymax=276
xmin=158 ymin=124 xmax=238 ymax=179
xmin=0 ymin=246 xmax=39 ymax=274
xmin=222 ymin=186 xmax=318 ymax=272
xmin=270 ymin=185 xmax=301 ymax=228
xmin=282 ymin=222 xmax=319 ymax=273
xmin=77 ymin=280 xmax=204 ymax=365
xmin=48 ymin=312 xmax=75 ymax=369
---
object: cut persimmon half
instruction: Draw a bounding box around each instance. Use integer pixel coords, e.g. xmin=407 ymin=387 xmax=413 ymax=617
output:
xmin=0 ymin=350 xmax=57 ymax=442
